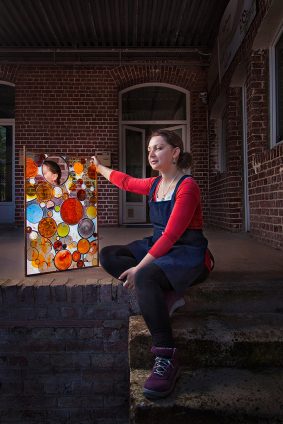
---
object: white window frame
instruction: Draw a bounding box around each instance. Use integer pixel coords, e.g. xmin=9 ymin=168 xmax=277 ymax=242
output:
xmin=269 ymin=24 xmax=283 ymax=147
xmin=215 ymin=110 xmax=227 ymax=173
xmin=0 ymin=81 xmax=16 ymax=223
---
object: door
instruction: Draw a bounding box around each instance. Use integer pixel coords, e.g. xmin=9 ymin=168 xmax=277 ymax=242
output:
xmin=0 ymin=122 xmax=15 ymax=223
xmin=122 ymin=126 xmax=146 ymax=223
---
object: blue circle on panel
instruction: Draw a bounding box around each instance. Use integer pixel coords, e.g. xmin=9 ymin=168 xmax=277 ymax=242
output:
xmin=26 ymin=203 xmax=44 ymax=224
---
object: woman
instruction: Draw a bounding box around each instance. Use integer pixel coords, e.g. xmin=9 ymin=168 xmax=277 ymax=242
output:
xmin=92 ymin=130 xmax=213 ymax=399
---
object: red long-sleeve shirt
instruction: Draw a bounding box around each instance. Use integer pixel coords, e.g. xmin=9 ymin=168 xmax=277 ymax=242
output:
xmin=110 ymin=170 xmax=203 ymax=258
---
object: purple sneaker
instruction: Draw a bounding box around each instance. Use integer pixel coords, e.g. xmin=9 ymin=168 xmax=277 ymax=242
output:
xmin=143 ymin=347 xmax=180 ymax=399
xmin=164 ymin=291 xmax=185 ymax=317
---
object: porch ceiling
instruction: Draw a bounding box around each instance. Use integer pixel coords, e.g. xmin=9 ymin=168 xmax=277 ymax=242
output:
xmin=0 ymin=0 xmax=229 ymax=64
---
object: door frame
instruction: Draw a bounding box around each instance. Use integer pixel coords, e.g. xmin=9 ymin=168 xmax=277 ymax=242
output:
xmin=242 ymin=85 xmax=250 ymax=231
xmin=119 ymin=83 xmax=190 ymax=225
xmin=0 ymin=119 xmax=15 ymax=223
xmin=122 ymin=125 xmax=146 ymax=224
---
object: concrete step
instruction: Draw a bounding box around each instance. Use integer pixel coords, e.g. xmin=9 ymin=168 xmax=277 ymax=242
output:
xmin=130 ymin=367 xmax=283 ymax=424
xmin=184 ymin=278 xmax=283 ymax=313
xmin=129 ymin=313 xmax=283 ymax=369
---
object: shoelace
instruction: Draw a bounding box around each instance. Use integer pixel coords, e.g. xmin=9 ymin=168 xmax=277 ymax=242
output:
xmin=153 ymin=356 xmax=173 ymax=376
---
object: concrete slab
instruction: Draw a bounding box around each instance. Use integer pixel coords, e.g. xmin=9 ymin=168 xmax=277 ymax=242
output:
xmin=129 ymin=313 xmax=283 ymax=369
xmin=0 ymin=226 xmax=282 ymax=283
xmin=130 ymin=368 xmax=283 ymax=424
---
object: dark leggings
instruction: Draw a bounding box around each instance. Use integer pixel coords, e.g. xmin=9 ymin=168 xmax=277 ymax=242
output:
xmin=99 ymin=245 xmax=175 ymax=347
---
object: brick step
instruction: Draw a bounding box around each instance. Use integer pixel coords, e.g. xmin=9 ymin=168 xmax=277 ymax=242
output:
xmin=183 ymin=278 xmax=283 ymax=313
xmin=130 ymin=367 xmax=283 ymax=424
xmin=129 ymin=313 xmax=283 ymax=369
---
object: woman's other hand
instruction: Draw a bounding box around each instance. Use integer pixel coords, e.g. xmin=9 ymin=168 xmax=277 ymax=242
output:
xmin=119 ymin=267 xmax=137 ymax=289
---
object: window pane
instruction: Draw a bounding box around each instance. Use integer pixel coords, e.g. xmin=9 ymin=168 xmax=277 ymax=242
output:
xmin=0 ymin=84 xmax=15 ymax=119
xmin=125 ymin=128 xmax=143 ymax=202
xmin=276 ymin=33 xmax=283 ymax=142
xmin=122 ymin=86 xmax=186 ymax=120
xmin=0 ymin=126 xmax=13 ymax=202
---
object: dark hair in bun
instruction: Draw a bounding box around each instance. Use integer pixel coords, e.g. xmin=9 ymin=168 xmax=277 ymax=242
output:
xmin=149 ymin=129 xmax=192 ymax=169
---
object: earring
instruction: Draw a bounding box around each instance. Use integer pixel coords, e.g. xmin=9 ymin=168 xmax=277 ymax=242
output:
xmin=172 ymin=159 xmax=176 ymax=164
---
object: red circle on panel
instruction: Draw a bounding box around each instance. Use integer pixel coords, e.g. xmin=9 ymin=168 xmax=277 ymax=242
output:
xmin=87 ymin=164 xmax=97 ymax=180
xmin=72 ymin=251 xmax=81 ymax=262
xmin=77 ymin=260 xmax=84 ymax=268
xmin=60 ymin=198 xmax=84 ymax=225
xmin=54 ymin=250 xmax=72 ymax=271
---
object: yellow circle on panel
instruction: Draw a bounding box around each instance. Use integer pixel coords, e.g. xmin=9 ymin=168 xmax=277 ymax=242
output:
xmin=57 ymin=222 xmax=70 ymax=237
xmin=26 ymin=182 xmax=37 ymax=201
xmin=86 ymin=206 xmax=97 ymax=219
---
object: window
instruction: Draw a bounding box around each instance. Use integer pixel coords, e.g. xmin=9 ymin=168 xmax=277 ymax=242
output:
xmin=122 ymin=86 xmax=186 ymax=121
xmin=270 ymin=28 xmax=283 ymax=146
xmin=0 ymin=84 xmax=15 ymax=119
xmin=0 ymin=83 xmax=15 ymax=205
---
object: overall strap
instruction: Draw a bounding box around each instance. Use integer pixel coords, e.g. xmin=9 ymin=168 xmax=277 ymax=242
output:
xmin=170 ymin=174 xmax=192 ymax=206
xmin=149 ymin=176 xmax=162 ymax=201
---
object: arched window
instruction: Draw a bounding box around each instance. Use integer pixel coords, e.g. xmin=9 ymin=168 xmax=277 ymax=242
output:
xmin=122 ymin=85 xmax=186 ymax=121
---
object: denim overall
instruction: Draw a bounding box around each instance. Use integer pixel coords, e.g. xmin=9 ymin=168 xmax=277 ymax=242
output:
xmin=127 ymin=175 xmax=208 ymax=293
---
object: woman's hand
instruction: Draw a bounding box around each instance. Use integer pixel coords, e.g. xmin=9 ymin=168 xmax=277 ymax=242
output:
xmin=119 ymin=267 xmax=138 ymax=289
xmin=90 ymin=155 xmax=112 ymax=180
xmin=91 ymin=155 xmax=101 ymax=168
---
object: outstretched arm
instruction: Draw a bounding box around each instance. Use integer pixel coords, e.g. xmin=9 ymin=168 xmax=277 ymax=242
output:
xmin=91 ymin=155 xmax=156 ymax=195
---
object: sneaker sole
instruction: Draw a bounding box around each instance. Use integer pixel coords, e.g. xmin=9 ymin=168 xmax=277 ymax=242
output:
xmin=143 ymin=368 xmax=181 ymax=400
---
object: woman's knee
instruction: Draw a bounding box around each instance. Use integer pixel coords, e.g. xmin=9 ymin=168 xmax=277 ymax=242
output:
xmin=99 ymin=246 xmax=113 ymax=268
xmin=135 ymin=264 xmax=159 ymax=291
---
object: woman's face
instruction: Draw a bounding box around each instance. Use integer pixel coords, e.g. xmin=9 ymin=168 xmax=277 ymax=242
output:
xmin=42 ymin=164 xmax=58 ymax=185
xmin=147 ymin=135 xmax=179 ymax=172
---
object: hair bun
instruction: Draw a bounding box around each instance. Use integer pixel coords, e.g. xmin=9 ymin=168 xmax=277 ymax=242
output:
xmin=177 ymin=151 xmax=192 ymax=169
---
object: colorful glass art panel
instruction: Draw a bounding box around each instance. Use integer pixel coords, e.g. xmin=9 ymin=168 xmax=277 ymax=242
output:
xmin=25 ymin=151 xmax=98 ymax=275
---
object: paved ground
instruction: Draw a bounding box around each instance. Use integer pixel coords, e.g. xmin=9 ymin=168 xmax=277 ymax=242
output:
xmin=0 ymin=226 xmax=282 ymax=283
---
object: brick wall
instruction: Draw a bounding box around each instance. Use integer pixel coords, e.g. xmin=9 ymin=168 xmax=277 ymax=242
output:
xmin=0 ymin=62 xmax=208 ymax=226
xmin=246 ymin=50 xmax=283 ymax=248
xmin=0 ymin=277 xmax=136 ymax=424
xmin=209 ymin=88 xmax=244 ymax=231
xmin=208 ymin=0 xmax=283 ymax=248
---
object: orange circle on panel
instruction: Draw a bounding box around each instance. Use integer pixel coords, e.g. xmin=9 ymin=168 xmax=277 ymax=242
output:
xmin=38 ymin=217 xmax=57 ymax=238
xmin=26 ymin=158 xmax=38 ymax=178
xmin=77 ymin=239 xmax=90 ymax=254
xmin=54 ymin=250 xmax=72 ymax=271
xmin=36 ymin=182 xmax=54 ymax=202
xmin=73 ymin=162 xmax=84 ymax=174
xmin=60 ymin=198 xmax=84 ymax=225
